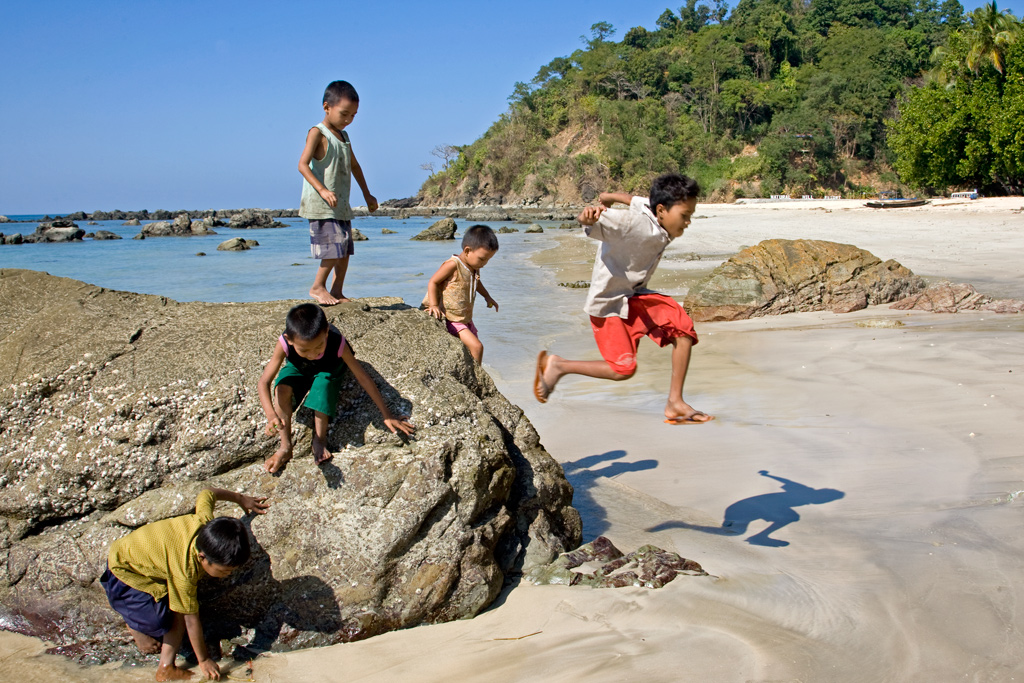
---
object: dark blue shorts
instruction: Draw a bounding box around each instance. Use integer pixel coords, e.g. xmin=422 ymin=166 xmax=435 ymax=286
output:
xmin=100 ymin=568 xmax=173 ymax=638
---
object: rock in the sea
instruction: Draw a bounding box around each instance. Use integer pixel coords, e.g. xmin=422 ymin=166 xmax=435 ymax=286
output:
xmin=524 ymin=224 xmax=544 ymax=234
xmin=229 ymin=209 xmax=286 ymax=229
xmin=92 ymin=230 xmax=122 ymax=241
xmin=526 ymin=536 xmax=706 ymax=588
xmin=0 ymin=216 xmax=9 ymax=224
xmin=558 ymin=222 xmax=578 ymax=230
xmin=138 ymin=221 xmax=178 ymax=238
xmin=121 ymin=218 xmax=141 ymax=226
xmin=351 ymin=228 xmax=368 ymax=241
xmin=30 ymin=219 xmax=85 ymax=243
xmin=684 ymin=239 xmax=925 ymax=322
xmin=173 ymin=213 xmax=192 ymax=233
xmin=4 ymin=233 xmax=23 ymax=245
xmin=890 ymin=282 xmax=1024 ymax=314
xmin=0 ymin=270 xmax=581 ymax=663
xmin=217 ymin=237 xmax=258 ymax=251
xmin=381 ymin=228 xmax=397 ymax=234
xmin=497 ymin=227 xmax=519 ymax=234
xmin=411 ymin=218 xmax=457 ymax=241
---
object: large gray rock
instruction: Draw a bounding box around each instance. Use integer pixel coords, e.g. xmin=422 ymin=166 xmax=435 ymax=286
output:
xmin=229 ymin=209 xmax=285 ymax=229
xmin=30 ymin=220 xmax=85 ymax=243
xmin=0 ymin=270 xmax=581 ymax=663
xmin=137 ymin=221 xmax=176 ymax=237
xmin=217 ymin=237 xmax=258 ymax=251
xmin=351 ymin=227 xmax=368 ymax=241
xmin=91 ymin=231 xmax=122 ymax=241
xmin=121 ymin=219 xmax=141 ymax=226
xmin=411 ymin=218 xmax=457 ymax=241
xmin=4 ymin=233 xmax=23 ymax=245
xmin=684 ymin=239 xmax=925 ymax=322
xmin=0 ymin=216 xmax=9 ymax=224
xmin=524 ymin=224 xmax=544 ymax=234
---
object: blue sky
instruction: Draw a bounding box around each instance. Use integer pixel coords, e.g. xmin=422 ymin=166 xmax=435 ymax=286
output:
xmin=0 ymin=0 xmax=1018 ymax=214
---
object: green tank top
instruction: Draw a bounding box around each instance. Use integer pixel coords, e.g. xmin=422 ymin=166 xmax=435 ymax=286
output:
xmin=299 ymin=123 xmax=353 ymax=220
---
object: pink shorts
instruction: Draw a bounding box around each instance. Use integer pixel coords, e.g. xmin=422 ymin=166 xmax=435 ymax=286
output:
xmin=446 ymin=320 xmax=479 ymax=338
xmin=590 ymin=293 xmax=698 ymax=375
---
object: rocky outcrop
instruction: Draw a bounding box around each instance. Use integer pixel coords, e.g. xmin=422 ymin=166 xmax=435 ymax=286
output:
xmin=890 ymin=282 xmax=1024 ymax=313
xmin=122 ymin=219 xmax=141 ymax=226
xmin=684 ymin=239 xmax=925 ymax=322
xmin=25 ymin=219 xmax=85 ymax=243
xmin=0 ymin=216 xmax=9 ymax=224
xmin=411 ymin=218 xmax=457 ymax=241
xmin=498 ymin=227 xmax=519 ymax=234
xmin=3 ymin=234 xmax=23 ymax=245
xmin=382 ymin=228 xmax=397 ymax=234
xmin=92 ymin=231 xmax=122 ymax=241
xmin=0 ymin=269 xmax=581 ymax=663
xmin=217 ymin=238 xmax=259 ymax=251
xmin=229 ymin=209 xmax=286 ymax=230
xmin=524 ymin=224 xmax=543 ymax=234
xmin=352 ymin=228 xmax=368 ymax=241
xmin=526 ymin=536 xmax=706 ymax=588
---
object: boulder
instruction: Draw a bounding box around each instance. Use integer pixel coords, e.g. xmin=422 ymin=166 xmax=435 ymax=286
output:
xmin=32 ymin=221 xmax=85 ymax=243
xmin=87 ymin=221 xmax=99 ymax=226
xmin=172 ymin=214 xmax=191 ymax=234
xmin=137 ymin=221 xmax=175 ymax=237
xmin=92 ymin=231 xmax=122 ymax=241
xmin=558 ymin=222 xmax=578 ymax=230
xmin=890 ymin=282 xmax=1024 ymax=314
xmin=0 ymin=216 xmax=9 ymax=224
xmin=121 ymin=219 xmax=141 ymax=226
xmin=351 ymin=228 xmax=368 ymax=241
xmin=381 ymin=228 xmax=397 ymax=235
xmin=524 ymin=224 xmax=543 ymax=234
xmin=229 ymin=209 xmax=286 ymax=229
xmin=0 ymin=270 xmax=581 ymax=663
xmin=497 ymin=227 xmax=519 ymax=234
xmin=411 ymin=218 xmax=457 ymax=241
xmin=217 ymin=238 xmax=258 ymax=251
xmin=4 ymin=233 xmax=23 ymax=245
xmin=190 ymin=220 xmax=215 ymax=236
xmin=683 ymin=239 xmax=926 ymax=322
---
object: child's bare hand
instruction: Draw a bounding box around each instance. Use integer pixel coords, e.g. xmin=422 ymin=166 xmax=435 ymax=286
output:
xmin=384 ymin=416 xmax=415 ymax=436
xmin=425 ymin=304 xmax=445 ymax=320
xmin=265 ymin=415 xmax=283 ymax=436
xmin=365 ymin=194 xmax=379 ymax=212
xmin=240 ymin=494 xmax=270 ymax=515
xmin=577 ymin=206 xmax=606 ymax=225
xmin=486 ymin=297 xmax=499 ymax=312
xmin=197 ymin=658 xmax=221 ymax=680
xmin=598 ymin=192 xmax=616 ymax=207
xmin=318 ymin=188 xmax=338 ymax=207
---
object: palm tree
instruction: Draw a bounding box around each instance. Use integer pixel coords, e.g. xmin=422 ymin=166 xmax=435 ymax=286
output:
xmin=965 ymin=1 xmax=1019 ymax=75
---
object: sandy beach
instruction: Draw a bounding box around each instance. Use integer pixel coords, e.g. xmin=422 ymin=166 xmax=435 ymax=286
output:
xmin=3 ymin=198 xmax=1023 ymax=682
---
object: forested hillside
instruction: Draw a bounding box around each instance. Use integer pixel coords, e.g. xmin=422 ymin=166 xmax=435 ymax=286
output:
xmin=417 ymin=0 xmax=1022 ymax=204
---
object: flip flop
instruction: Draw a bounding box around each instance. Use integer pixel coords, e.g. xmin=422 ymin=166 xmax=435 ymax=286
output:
xmin=534 ymin=351 xmax=553 ymax=403
xmin=664 ymin=412 xmax=715 ymax=425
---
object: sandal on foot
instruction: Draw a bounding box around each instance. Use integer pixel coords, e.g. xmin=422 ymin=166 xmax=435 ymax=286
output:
xmin=664 ymin=412 xmax=715 ymax=425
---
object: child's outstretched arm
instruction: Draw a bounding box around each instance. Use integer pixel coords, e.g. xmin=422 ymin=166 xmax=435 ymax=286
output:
xmin=351 ymin=150 xmax=378 ymax=212
xmin=257 ymin=345 xmax=288 ymax=436
xmin=340 ymin=345 xmax=415 ymax=436
xmin=207 ymin=487 xmax=271 ymax=515
xmin=477 ymin=279 xmax=498 ymax=312
xmin=183 ymin=612 xmax=220 ymax=680
xmin=424 ymin=259 xmax=458 ymax=319
xmin=599 ymin=191 xmax=633 ymax=207
xmin=298 ymin=128 xmax=337 ymax=207
xmin=577 ymin=205 xmax=607 ymax=225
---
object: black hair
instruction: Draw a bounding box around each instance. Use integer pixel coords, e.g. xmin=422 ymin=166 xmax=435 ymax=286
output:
xmin=461 ymin=224 xmax=499 ymax=252
xmin=195 ymin=517 xmax=251 ymax=568
xmin=649 ymin=173 xmax=701 ymax=212
xmin=285 ymin=303 xmax=329 ymax=341
xmin=323 ymin=80 xmax=359 ymax=106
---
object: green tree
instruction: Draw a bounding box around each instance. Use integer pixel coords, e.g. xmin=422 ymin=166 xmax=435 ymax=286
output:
xmin=965 ymin=1 xmax=1019 ymax=74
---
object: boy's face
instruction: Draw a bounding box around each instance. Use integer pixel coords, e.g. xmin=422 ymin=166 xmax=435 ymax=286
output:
xmin=285 ymin=329 xmax=329 ymax=360
xmin=655 ymin=198 xmax=698 ymax=239
xmin=462 ymin=247 xmax=496 ymax=270
xmin=199 ymin=555 xmax=237 ymax=579
xmin=324 ymin=97 xmax=358 ymax=131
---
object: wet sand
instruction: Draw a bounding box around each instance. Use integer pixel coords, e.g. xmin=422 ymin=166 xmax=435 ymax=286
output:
xmin=4 ymin=198 xmax=1024 ymax=682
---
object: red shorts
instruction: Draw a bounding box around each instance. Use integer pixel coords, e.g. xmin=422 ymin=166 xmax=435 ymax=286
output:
xmin=590 ymin=293 xmax=698 ymax=375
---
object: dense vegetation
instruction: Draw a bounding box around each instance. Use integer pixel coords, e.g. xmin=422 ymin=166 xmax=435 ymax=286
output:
xmin=418 ymin=0 xmax=1023 ymax=203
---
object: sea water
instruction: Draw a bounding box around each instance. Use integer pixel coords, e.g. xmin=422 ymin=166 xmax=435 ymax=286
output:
xmin=0 ymin=215 xmax=589 ymax=386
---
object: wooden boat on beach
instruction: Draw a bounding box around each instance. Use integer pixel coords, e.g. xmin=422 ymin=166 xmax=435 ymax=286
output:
xmin=864 ymin=198 xmax=930 ymax=209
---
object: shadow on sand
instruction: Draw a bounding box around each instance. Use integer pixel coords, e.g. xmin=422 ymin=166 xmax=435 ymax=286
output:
xmin=562 ymin=449 xmax=658 ymax=541
xmin=648 ymin=470 xmax=845 ymax=547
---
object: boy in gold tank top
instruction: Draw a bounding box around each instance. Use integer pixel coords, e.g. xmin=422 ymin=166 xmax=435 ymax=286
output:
xmin=423 ymin=225 xmax=499 ymax=362
xmin=298 ymin=80 xmax=378 ymax=305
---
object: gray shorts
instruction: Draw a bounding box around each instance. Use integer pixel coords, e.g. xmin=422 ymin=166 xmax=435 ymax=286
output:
xmin=309 ymin=219 xmax=355 ymax=260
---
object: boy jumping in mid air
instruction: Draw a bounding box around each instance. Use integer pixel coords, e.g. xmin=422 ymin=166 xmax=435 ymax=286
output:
xmin=533 ymin=173 xmax=713 ymax=424
xmin=259 ymin=303 xmax=414 ymax=473
xmin=298 ymin=80 xmax=377 ymax=305
xmin=423 ymin=224 xmax=499 ymax=363
xmin=101 ymin=488 xmax=270 ymax=681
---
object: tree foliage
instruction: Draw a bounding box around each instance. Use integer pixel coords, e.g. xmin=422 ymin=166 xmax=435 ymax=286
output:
xmin=415 ymin=0 xmax=1024 ymax=202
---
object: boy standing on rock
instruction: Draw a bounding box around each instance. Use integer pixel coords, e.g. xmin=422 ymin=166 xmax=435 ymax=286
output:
xmin=298 ymin=80 xmax=377 ymax=305
xmin=101 ymin=488 xmax=269 ymax=681
xmin=533 ymin=173 xmax=714 ymax=425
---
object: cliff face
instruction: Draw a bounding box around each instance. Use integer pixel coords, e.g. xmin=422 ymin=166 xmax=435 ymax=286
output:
xmin=0 ymin=269 xmax=581 ymax=663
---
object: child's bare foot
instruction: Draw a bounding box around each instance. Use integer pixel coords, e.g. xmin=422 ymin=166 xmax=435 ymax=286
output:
xmin=312 ymin=436 xmax=334 ymax=465
xmin=534 ymin=351 xmax=560 ymax=403
xmin=328 ymin=286 xmax=352 ymax=303
xmin=310 ymin=285 xmax=339 ymax=306
xmin=128 ymin=626 xmax=161 ymax=655
xmin=155 ymin=664 xmax=193 ymax=681
xmin=664 ymin=399 xmax=714 ymax=425
xmin=264 ymin=445 xmax=293 ymax=473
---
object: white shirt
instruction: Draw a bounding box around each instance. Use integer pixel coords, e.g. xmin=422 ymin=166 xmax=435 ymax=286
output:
xmin=583 ymin=196 xmax=672 ymax=318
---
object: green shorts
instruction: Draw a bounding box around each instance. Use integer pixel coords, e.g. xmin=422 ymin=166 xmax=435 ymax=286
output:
xmin=273 ymin=359 xmax=347 ymax=416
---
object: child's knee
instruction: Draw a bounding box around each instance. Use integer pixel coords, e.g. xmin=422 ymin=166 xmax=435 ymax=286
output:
xmin=611 ymin=366 xmax=636 ymax=380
